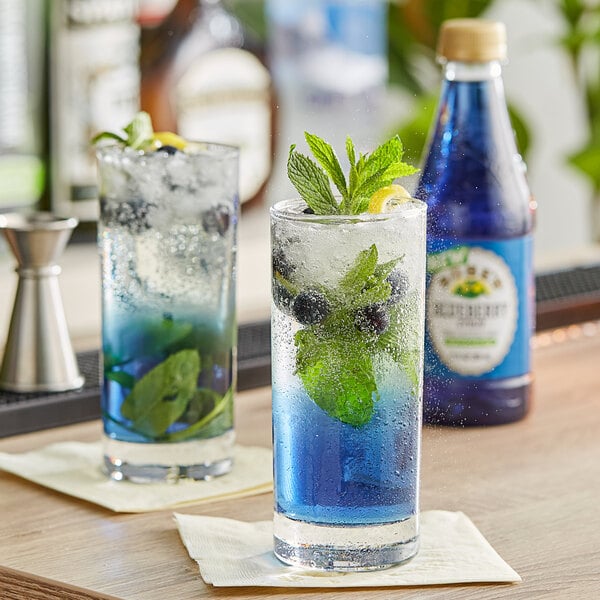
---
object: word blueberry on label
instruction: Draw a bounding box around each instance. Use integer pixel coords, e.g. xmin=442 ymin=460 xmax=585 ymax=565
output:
xmin=426 ymin=246 xmax=517 ymax=376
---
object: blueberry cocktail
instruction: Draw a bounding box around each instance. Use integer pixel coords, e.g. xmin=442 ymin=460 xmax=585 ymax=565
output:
xmin=95 ymin=113 xmax=239 ymax=482
xmin=271 ymin=133 xmax=426 ymax=570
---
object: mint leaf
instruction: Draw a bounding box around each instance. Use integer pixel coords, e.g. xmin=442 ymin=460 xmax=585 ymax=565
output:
xmin=336 ymin=244 xmax=394 ymax=308
xmin=295 ymin=329 xmax=377 ymax=427
xmin=346 ymin=136 xmax=357 ymax=166
xmin=166 ymin=386 xmax=233 ymax=442
xmin=305 ymin=132 xmax=348 ymax=203
xmin=92 ymin=111 xmax=155 ymax=150
xmin=346 ymin=136 xmax=419 ymax=213
xmin=291 ymin=245 xmax=408 ymax=426
xmin=287 ymin=145 xmax=340 ymax=215
xmin=349 ymin=281 xmax=392 ymax=309
xmin=374 ymin=256 xmax=403 ymax=281
xmin=120 ymin=349 xmax=201 ymax=438
xmin=123 ymin=111 xmax=154 ymax=150
xmin=339 ymin=244 xmax=379 ymax=295
xmin=287 ymin=132 xmax=417 ymax=215
xmin=358 ymin=136 xmax=406 ymax=182
xmin=141 ymin=318 xmax=193 ymax=356
xmin=91 ymin=131 xmax=127 ymax=145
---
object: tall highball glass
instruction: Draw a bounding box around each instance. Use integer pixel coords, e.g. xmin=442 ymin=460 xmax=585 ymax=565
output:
xmin=271 ymin=198 xmax=426 ymax=570
xmin=97 ymin=142 xmax=238 ymax=482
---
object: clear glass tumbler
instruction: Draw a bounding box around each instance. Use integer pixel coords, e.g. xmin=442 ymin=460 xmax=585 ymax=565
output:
xmin=97 ymin=142 xmax=239 ymax=482
xmin=271 ymin=198 xmax=426 ymax=570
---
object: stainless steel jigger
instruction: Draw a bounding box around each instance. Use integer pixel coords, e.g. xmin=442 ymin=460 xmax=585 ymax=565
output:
xmin=0 ymin=212 xmax=84 ymax=392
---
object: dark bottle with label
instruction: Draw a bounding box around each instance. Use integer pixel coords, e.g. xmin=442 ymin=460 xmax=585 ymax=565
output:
xmin=50 ymin=0 xmax=140 ymax=221
xmin=416 ymin=19 xmax=535 ymax=426
xmin=141 ymin=0 xmax=274 ymax=208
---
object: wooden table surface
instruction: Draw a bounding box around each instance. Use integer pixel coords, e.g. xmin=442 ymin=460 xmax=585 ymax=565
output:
xmin=1 ymin=324 xmax=599 ymax=599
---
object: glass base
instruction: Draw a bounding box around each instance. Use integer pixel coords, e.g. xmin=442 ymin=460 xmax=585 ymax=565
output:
xmin=273 ymin=512 xmax=419 ymax=571
xmin=102 ymin=430 xmax=234 ymax=483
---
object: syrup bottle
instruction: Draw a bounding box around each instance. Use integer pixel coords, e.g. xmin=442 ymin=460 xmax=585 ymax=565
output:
xmin=417 ymin=19 xmax=535 ymax=425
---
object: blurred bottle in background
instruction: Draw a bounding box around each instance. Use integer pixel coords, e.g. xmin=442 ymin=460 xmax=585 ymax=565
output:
xmin=0 ymin=0 xmax=47 ymax=213
xmin=141 ymin=0 xmax=274 ymax=207
xmin=50 ymin=0 xmax=140 ymax=221
xmin=266 ymin=0 xmax=388 ymax=202
xmin=138 ymin=0 xmax=178 ymax=29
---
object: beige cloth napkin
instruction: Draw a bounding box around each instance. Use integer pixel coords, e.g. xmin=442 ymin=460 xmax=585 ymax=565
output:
xmin=175 ymin=510 xmax=521 ymax=588
xmin=0 ymin=441 xmax=272 ymax=513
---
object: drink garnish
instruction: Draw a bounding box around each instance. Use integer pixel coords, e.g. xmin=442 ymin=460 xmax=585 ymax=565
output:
xmin=367 ymin=184 xmax=413 ymax=213
xmin=92 ymin=111 xmax=188 ymax=152
xmin=287 ymin=132 xmax=418 ymax=215
xmin=282 ymin=133 xmax=420 ymax=426
xmin=279 ymin=243 xmax=418 ymax=427
xmin=151 ymin=131 xmax=187 ymax=151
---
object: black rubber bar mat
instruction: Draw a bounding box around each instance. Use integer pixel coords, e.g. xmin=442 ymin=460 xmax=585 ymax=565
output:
xmin=0 ymin=321 xmax=271 ymax=438
xmin=2 ymin=264 xmax=600 ymax=437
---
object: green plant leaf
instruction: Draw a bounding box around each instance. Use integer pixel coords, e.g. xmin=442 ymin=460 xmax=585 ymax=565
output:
xmin=93 ymin=111 xmax=156 ymax=150
xmin=348 ymin=136 xmax=418 ymax=214
xmin=165 ymin=386 xmax=233 ymax=442
xmin=305 ymin=132 xmax=348 ymax=202
xmin=507 ymin=102 xmax=531 ymax=159
xmin=120 ymin=349 xmax=201 ymax=438
xmin=123 ymin=111 xmax=154 ymax=150
xmin=287 ymin=145 xmax=340 ymax=214
xmin=141 ymin=318 xmax=194 ymax=356
xmin=291 ymin=245 xmax=409 ymax=426
xmin=569 ymin=141 xmax=600 ymax=192
xmin=346 ymin=136 xmax=357 ymax=166
xmin=339 ymin=244 xmax=379 ymax=295
xmin=91 ymin=131 xmax=127 ymax=145
xmin=295 ymin=328 xmax=377 ymax=427
xmin=287 ymin=133 xmax=417 ymax=216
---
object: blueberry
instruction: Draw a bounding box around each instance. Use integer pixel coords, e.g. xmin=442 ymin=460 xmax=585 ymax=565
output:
xmin=272 ymin=248 xmax=295 ymax=280
xmin=387 ymin=269 xmax=410 ymax=304
xmin=202 ymin=204 xmax=231 ymax=236
xmin=303 ymin=207 xmax=315 ymax=214
xmin=354 ymin=303 xmax=390 ymax=335
xmin=100 ymin=196 xmax=155 ymax=234
xmin=156 ymin=145 xmax=178 ymax=155
xmin=272 ymin=280 xmax=295 ymax=312
xmin=292 ymin=290 xmax=329 ymax=325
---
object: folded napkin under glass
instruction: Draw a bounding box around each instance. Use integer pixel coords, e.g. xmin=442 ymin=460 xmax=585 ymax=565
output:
xmin=0 ymin=441 xmax=272 ymax=512
xmin=175 ymin=510 xmax=521 ymax=588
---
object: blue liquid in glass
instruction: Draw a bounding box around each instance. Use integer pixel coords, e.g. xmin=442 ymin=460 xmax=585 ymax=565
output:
xmin=102 ymin=310 xmax=233 ymax=443
xmin=273 ymin=383 xmax=419 ymax=526
xmin=417 ymin=67 xmax=534 ymax=426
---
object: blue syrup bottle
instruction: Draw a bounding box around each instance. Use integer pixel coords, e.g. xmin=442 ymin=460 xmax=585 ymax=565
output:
xmin=416 ymin=19 xmax=535 ymax=425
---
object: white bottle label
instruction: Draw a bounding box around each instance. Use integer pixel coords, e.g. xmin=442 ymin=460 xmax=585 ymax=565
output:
xmin=51 ymin=0 xmax=139 ymax=219
xmin=176 ymin=48 xmax=272 ymax=204
xmin=426 ymin=246 xmax=518 ymax=376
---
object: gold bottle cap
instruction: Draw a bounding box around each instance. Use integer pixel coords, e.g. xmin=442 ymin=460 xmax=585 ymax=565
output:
xmin=437 ymin=19 xmax=507 ymax=63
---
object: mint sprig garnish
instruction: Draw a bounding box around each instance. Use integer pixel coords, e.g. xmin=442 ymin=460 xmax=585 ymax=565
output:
xmin=282 ymin=132 xmax=420 ymax=426
xmin=92 ymin=111 xmax=154 ymax=150
xmin=287 ymin=132 xmax=418 ymax=215
xmin=289 ymin=244 xmax=418 ymax=427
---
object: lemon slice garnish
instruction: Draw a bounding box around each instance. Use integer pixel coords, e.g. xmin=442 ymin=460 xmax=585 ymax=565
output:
xmin=367 ymin=184 xmax=412 ymax=213
xmin=152 ymin=131 xmax=187 ymax=151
